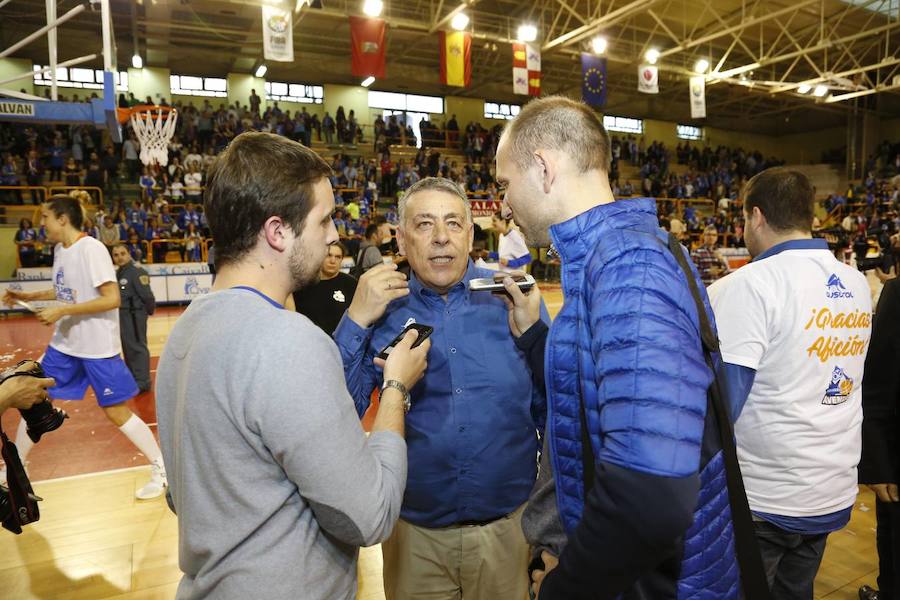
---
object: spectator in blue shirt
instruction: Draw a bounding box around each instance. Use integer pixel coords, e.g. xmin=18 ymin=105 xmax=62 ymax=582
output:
xmin=178 ymin=201 xmax=202 ymax=230
xmin=127 ymin=200 xmax=147 ymax=238
xmin=334 ymin=176 xmax=548 ymax=600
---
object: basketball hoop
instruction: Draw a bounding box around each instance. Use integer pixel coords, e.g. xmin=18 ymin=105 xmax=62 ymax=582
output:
xmin=123 ymin=105 xmax=178 ymax=167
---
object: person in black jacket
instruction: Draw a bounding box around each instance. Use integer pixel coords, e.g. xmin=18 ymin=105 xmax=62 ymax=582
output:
xmin=285 ymin=243 xmax=357 ymax=335
xmin=860 ymin=278 xmax=900 ymax=600
xmin=112 ymin=244 xmax=156 ymax=392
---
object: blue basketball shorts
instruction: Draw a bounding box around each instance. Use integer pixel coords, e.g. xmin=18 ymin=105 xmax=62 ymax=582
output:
xmin=41 ymin=345 xmax=139 ymax=407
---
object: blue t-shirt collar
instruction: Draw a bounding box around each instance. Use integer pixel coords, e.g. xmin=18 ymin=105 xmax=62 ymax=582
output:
xmin=752 ymin=238 xmax=828 ymax=263
xmin=230 ymin=286 xmax=284 ymax=309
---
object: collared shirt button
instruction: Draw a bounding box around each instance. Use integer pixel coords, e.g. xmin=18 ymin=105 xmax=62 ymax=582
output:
xmin=450 ymin=347 xmax=457 ymax=354
xmin=458 ymin=425 xmax=465 ymax=432
xmin=455 ymin=388 xmax=462 ymax=394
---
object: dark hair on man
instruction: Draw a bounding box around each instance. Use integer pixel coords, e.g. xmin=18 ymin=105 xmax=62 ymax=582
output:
xmin=493 ymin=210 xmax=510 ymax=223
xmin=329 ymin=242 xmax=347 ymax=258
xmin=111 ymin=242 xmax=128 ymax=252
xmin=502 ymin=95 xmax=611 ymax=174
xmin=45 ymin=194 xmax=84 ymax=230
xmin=742 ymin=167 xmax=814 ymax=233
xmin=365 ymin=223 xmax=381 ymax=240
xmin=204 ymin=132 xmax=332 ymax=267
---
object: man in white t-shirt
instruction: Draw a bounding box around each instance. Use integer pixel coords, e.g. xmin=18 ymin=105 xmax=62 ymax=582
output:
xmin=3 ymin=195 xmax=166 ymax=500
xmin=708 ymin=168 xmax=872 ymax=599
xmin=491 ymin=211 xmax=532 ymax=269
xmin=184 ymin=164 xmax=203 ymax=204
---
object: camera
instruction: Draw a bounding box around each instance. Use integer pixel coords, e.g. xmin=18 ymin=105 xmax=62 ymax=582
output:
xmin=0 ymin=360 xmax=68 ymax=442
xmin=0 ymin=359 xmax=66 ymax=534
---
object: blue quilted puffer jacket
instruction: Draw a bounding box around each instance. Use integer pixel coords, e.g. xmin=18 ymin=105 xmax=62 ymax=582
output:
xmin=542 ymin=198 xmax=740 ymax=599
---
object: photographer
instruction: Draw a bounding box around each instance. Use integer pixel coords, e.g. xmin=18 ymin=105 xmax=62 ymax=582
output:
xmin=0 ymin=368 xmax=55 ymax=415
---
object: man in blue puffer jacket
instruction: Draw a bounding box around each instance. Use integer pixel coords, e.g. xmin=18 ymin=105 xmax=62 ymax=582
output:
xmin=494 ymin=96 xmax=741 ymax=599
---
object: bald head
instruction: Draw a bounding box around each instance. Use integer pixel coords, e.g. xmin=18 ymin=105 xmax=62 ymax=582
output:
xmin=501 ymin=95 xmax=611 ymax=174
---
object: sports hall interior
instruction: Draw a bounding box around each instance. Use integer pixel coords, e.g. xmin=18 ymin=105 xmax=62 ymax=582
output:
xmin=0 ymin=0 xmax=898 ymax=598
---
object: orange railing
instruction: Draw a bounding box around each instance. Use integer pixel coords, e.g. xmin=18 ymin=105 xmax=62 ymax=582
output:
xmin=0 ymin=186 xmax=51 ymax=207
xmin=147 ymin=238 xmax=210 ymax=264
xmin=47 ymin=186 xmax=103 ymax=206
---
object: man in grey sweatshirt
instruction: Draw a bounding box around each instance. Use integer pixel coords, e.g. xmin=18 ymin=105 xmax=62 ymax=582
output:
xmin=156 ymin=132 xmax=430 ymax=599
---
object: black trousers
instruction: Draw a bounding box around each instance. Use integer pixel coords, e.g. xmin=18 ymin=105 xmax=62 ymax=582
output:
xmin=877 ymin=500 xmax=900 ymax=598
xmin=119 ymin=309 xmax=151 ymax=391
xmin=754 ymin=520 xmax=829 ymax=600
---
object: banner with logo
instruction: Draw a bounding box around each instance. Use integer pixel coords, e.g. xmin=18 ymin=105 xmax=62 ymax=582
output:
xmin=512 ymin=43 xmax=541 ymax=96
xmin=0 ymin=102 xmax=35 ymax=117
xmin=262 ymin=5 xmax=294 ymax=62
xmin=439 ymin=31 xmax=471 ymax=87
xmin=350 ymin=16 xmax=386 ymax=79
xmin=638 ymin=64 xmax=659 ymax=94
xmin=581 ymin=54 xmax=607 ymax=107
xmin=690 ymin=76 xmax=706 ymax=119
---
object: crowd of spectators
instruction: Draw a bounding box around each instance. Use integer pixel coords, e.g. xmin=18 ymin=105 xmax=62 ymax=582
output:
xmin=13 ymin=188 xmax=210 ymax=269
xmin=819 ymin=171 xmax=900 ymax=276
xmin=1 ymin=87 xmax=805 ymax=271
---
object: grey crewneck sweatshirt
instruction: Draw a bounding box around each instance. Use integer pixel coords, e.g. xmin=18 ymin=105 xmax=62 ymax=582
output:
xmin=156 ymin=289 xmax=406 ymax=599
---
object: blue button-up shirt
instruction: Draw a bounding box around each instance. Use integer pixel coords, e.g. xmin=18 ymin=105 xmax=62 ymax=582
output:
xmin=333 ymin=260 xmax=549 ymax=528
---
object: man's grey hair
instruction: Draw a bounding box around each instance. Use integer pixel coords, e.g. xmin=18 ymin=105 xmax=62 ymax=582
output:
xmin=398 ymin=177 xmax=472 ymax=225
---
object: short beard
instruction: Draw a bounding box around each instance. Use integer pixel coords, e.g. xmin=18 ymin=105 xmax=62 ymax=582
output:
xmin=520 ymin=223 xmax=552 ymax=248
xmin=288 ymin=239 xmax=321 ymax=291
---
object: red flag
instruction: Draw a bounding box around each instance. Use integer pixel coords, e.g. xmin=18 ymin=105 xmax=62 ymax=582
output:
xmin=438 ymin=31 xmax=471 ymax=87
xmin=349 ymin=16 xmax=386 ymax=79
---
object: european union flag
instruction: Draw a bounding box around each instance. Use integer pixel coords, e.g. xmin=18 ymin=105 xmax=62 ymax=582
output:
xmin=582 ymin=53 xmax=607 ymax=107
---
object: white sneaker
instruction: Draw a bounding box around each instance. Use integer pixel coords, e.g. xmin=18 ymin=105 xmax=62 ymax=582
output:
xmin=136 ymin=459 xmax=167 ymax=500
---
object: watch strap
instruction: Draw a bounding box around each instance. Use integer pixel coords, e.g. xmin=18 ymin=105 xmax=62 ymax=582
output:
xmin=381 ymin=379 xmax=411 ymax=414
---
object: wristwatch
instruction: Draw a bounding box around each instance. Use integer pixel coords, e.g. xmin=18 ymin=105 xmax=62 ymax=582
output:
xmin=381 ymin=379 xmax=411 ymax=414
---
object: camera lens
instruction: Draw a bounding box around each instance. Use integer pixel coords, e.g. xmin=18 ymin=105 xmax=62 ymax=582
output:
xmin=20 ymin=401 xmax=68 ymax=443
xmin=7 ymin=360 xmax=68 ymax=443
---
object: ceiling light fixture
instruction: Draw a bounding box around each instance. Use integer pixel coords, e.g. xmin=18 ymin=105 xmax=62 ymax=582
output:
xmin=645 ymin=48 xmax=660 ymax=65
xmin=451 ymin=12 xmax=469 ymax=31
xmin=255 ymin=64 xmax=268 ymax=78
xmin=131 ymin=54 xmax=143 ymax=69
xmin=797 ymin=84 xmax=811 ymax=94
xmin=517 ymin=24 xmax=538 ymax=42
xmin=591 ymin=36 xmax=608 ymax=55
xmin=361 ymin=76 xmax=375 ymax=87
xmin=813 ymin=84 xmax=828 ymax=97
xmin=362 ymin=0 xmax=383 ymax=17
xmin=694 ymin=58 xmax=709 ymax=73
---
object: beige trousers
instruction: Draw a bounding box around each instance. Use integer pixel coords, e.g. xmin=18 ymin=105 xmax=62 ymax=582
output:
xmin=381 ymin=505 xmax=530 ymax=600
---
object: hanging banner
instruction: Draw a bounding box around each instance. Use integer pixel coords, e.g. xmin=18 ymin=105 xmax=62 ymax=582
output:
xmin=262 ymin=5 xmax=294 ymax=62
xmin=439 ymin=31 xmax=472 ymax=87
xmin=690 ymin=76 xmax=706 ymax=119
xmin=512 ymin=43 xmax=541 ymax=96
xmin=638 ymin=64 xmax=659 ymax=94
xmin=581 ymin=54 xmax=607 ymax=107
xmin=349 ymin=16 xmax=386 ymax=79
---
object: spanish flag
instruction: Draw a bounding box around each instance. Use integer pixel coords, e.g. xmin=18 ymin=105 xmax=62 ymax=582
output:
xmin=439 ymin=31 xmax=472 ymax=87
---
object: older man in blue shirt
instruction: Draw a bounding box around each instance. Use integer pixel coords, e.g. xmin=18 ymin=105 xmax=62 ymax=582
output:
xmin=334 ymin=176 xmax=548 ymax=600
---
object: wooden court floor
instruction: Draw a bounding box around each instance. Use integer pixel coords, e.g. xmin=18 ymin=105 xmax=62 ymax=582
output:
xmin=0 ymin=283 xmax=882 ymax=599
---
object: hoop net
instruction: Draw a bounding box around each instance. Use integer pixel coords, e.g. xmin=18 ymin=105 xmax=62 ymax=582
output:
xmin=129 ymin=107 xmax=178 ymax=167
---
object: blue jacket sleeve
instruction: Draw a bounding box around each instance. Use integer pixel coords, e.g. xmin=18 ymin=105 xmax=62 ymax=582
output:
xmin=332 ymin=313 xmax=379 ymax=418
xmin=541 ymin=246 xmax=711 ymax=599
xmin=720 ymin=362 xmax=755 ymax=422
